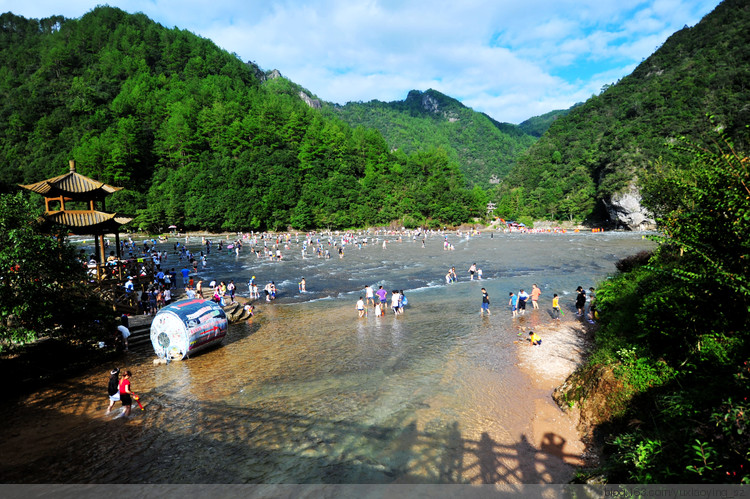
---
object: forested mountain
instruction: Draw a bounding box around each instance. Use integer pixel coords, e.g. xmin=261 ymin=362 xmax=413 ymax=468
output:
xmin=518 ymin=105 xmax=579 ymax=138
xmin=0 ymin=7 xmax=484 ymax=231
xmin=328 ymin=89 xmax=537 ymax=187
xmin=494 ymin=0 xmax=750 ymax=225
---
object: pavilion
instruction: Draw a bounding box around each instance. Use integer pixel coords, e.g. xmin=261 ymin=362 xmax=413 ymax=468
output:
xmin=19 ymin=159 xmax=133 ymax=278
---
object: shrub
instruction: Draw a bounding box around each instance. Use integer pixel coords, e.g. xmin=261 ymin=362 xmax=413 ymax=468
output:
xmin=615 ymin=250 xmax=653 ymax=273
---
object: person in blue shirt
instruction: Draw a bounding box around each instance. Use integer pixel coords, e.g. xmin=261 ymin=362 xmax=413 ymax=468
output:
xmin=509 ymin=292 xmax=518 ymax=318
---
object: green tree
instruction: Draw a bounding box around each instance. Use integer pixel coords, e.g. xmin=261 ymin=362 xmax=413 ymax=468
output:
xmin=641 ymin=126 xmax=750 ymax=300
xmin=0 ymin=6 xmax=482 ymax=231
xmin=0 ymin=193 xmax=108 ymax=349
xmin=569 ymin=127 xmax=750 ymax=484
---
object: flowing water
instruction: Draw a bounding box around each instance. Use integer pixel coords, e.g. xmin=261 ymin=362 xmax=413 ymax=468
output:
xmin=0 ymin=230 xmax=654 ymax=483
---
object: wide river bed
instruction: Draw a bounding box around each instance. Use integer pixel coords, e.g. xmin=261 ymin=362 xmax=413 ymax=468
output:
xmin=0 ymin=230 xmax=653 ymax=483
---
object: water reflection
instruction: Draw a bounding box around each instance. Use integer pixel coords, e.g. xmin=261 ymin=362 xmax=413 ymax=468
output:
xmin=0 ymin=378 xmax=582 ymax=484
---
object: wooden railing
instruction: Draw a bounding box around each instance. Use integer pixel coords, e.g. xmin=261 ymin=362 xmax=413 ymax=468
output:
xmin=87 ymin=257 xmax=157 ymax=283
xmin=87 ymin=258 xmax=159 ymax=314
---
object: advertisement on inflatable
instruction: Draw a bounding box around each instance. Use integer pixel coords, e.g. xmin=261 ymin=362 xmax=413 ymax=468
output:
xmin=150 ymin=299 xmax=228 ymax=360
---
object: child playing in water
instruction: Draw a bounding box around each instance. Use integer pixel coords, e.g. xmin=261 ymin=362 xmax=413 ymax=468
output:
xmin=552 ymin=293 xmax=561 ymax=320
xmin=509 ymin=292 xmax=518 ymax=318
xmin=480 ymin=288 xmax=490 ymax=316
xmin=356 ymin=297 xmax=366 ymax=318
xmin=528 ymin=331 xmax=542 ymax=346
xmin=106 ymin=368 xmax=120 ymax=414
xmin=244 ymin=304 xmax=255 ymax=318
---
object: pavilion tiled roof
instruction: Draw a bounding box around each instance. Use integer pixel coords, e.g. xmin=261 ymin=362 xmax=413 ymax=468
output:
xmin=20 ymin=161 xmax=132 ymax=234
xmin=46 ymin=210 xmax=126 ymax=227
xmin=19 ymin=163 xmax=122 ymax=199
xmin=42 ymin=210 xmax=133 ymax=234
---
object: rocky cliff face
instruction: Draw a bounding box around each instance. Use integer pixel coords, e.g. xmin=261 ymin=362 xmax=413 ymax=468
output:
xmin=419 ymin=92 xmax=440 ymax=113
xmin=298 ymin=91 xmax=321 ymax=109
xmin=602 ymin=185 xmax=656 ymax=230
xmin=404 ymin=89 xmax=460 ymax=121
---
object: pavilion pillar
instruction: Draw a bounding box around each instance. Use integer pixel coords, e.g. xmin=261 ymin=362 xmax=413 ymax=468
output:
xmin=98 ymin=234 xmax=106 ymax=279
xmin=115 ymin=232 xmax=123 ymax=280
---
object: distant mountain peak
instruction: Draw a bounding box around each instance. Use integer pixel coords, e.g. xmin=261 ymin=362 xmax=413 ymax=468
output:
xmin=332 ymin=88 xmax=537 ymax=186
xmin=405 ymin=89 xmax=464 ymax=116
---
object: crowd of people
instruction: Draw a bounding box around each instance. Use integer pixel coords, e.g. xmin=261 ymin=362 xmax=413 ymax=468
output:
xmin=358 ymin=286 xmax=407 ymax=317
xmin=114 ymin=229 xmax=601 ymax=328
xmin=105 ymin=228 xmax=604 ymax=418
xmin=483 ymin=283 xmax=595 ymax=324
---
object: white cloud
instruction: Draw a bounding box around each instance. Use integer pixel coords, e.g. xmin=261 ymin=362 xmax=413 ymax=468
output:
xmin=0 ymin=0 xmax=723 ymax=123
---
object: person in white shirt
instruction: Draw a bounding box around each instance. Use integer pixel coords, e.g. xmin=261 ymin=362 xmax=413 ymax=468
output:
xmin=518 ymin=289 xmax=530 ymax=315
xmin=117 ymin=325 xmax=130 ymax=351
xmin=391 ymin=290 xmax=400 ymax=314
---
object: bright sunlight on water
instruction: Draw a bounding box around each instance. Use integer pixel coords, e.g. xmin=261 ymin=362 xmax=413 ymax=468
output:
xmin=0 ymin=230 xmax=654 ymax=483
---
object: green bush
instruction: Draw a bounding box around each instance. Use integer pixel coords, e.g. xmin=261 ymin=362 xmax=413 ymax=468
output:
xmin=401 ymin=214 xmax=424 ymax=229
xmin=575 ymin=130 xmax=750 ymax=484
xmin=613 ymin=347 xmax=676 ymax=394
xmin=609 ymin=432 xmax=665 ymax=482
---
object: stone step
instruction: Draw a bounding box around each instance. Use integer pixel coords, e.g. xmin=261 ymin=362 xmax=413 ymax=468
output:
xmin=125 ymin=318 xmax=153 ymax=348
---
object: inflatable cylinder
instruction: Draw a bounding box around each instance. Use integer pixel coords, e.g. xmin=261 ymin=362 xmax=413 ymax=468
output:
xmin=150 ymin=299 xmax=228 ymax=360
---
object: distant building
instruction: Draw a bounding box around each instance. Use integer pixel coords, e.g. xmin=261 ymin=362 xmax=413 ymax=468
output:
xmin=489 ymin=175 xmax=500 ymax=184
xmin=486 ymin=202 xmax=496 ymax=214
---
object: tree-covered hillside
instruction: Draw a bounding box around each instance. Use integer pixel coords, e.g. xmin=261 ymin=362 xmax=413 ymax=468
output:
xmin=328 ymin=89 xmax=537 ymax=187
xmin=0 ymin=8 xmax=483 ymax=231
xmin=494 ymin=0 xmax=750 ymax=224
xmin=518 ymin=105 xmax=579 ymax=138
xmin=561 ymin=128 xmax=750 ymax=485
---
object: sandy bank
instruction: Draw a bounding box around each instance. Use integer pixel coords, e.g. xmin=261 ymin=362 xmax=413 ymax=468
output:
xmin=515 ymin=319 xmax=594 ymax=480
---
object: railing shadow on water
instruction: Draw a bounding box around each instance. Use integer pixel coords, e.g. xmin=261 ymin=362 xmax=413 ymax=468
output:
xmin=0 ymin=378 xmax=582 ymax=485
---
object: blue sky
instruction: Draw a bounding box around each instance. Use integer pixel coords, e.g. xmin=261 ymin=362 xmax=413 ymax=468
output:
xmin=1 ymin=0 xmax=723 ymax=123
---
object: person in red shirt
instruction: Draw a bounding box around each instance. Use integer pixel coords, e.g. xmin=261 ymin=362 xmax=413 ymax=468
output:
xmin=118 ymin=371 xmax=134 ymax=418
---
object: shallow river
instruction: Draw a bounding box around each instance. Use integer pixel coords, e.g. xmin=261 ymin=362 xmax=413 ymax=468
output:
xmin=0 ymin=230 xmax=653 ymax=483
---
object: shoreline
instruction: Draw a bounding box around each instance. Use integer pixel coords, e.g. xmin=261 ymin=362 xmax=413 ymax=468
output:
xmin=69 ymin=224 xmax=658 ymax=244
xmin=515 ymin=319 xmax=594 ymax=482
